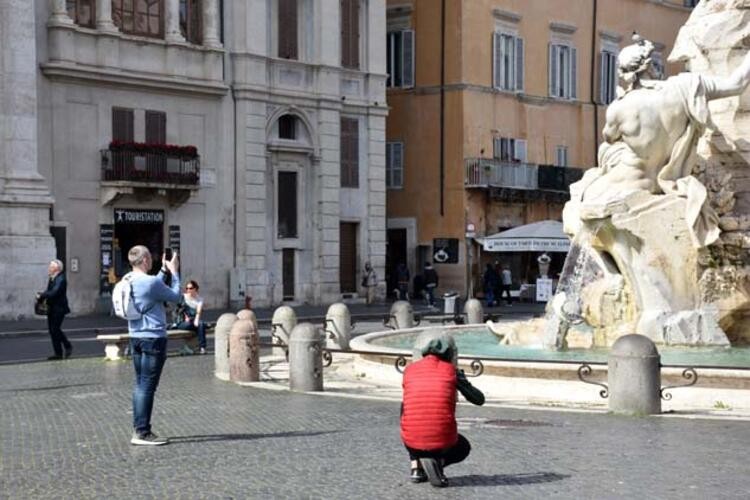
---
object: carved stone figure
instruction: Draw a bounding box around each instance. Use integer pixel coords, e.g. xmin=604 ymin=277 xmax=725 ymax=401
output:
xmin=548 ymin=13 xmax=750 ymax=348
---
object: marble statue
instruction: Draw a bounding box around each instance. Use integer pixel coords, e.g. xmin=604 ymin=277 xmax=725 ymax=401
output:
xmin=548 ymin=9 xmax=750 ymax=349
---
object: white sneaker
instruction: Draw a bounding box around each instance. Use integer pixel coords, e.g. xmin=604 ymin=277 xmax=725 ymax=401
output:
xmin=130 ymin=432 xmax=169 ymax=446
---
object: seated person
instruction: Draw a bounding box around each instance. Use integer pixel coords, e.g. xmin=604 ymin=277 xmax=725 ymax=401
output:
xmin=400 ymin=332 xmax=485 ymax=487
xmin=175 ymin=280 xmax=207 ymax=354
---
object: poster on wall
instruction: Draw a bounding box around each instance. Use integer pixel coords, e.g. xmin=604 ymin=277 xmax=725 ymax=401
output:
xmin=536 ymin=278 xmax=553 ymax=302
xmin=168 ymin=225 xmax=181 ymax=255
xmin=100 ymin=224 xmax=114 ymax=295
xmin=432 ymin=238 xmax=459 ymax=264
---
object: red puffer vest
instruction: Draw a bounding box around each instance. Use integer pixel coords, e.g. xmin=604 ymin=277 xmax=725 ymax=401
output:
xmin=400 ymin=355 xmax=458 ymax=451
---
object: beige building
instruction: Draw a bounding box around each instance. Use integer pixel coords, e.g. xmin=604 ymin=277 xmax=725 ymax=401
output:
xmin=384 ymin=0 xmax=693 ymax=297
xmin=0 ymin=0 xmax=386 ymax=318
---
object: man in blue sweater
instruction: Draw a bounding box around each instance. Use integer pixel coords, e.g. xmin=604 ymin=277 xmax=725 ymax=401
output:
xmin=127 ymin=245 xmax=181 ymax=446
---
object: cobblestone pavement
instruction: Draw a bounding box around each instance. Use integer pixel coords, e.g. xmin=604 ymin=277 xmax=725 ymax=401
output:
xmin=2 ymin=356 xmax=749 ymax=499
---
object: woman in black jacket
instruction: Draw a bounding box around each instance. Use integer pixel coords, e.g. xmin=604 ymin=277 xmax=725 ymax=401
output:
xmin=37 ymin=259 xmax=72 ymax=360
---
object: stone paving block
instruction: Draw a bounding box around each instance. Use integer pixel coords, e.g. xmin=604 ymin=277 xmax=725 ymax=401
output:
xmin=0 ymin=357 xmax=749 ymax=498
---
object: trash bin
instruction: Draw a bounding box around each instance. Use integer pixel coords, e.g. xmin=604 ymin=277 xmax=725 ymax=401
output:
xmin=443 ymin=292 xmax=458 ymax=315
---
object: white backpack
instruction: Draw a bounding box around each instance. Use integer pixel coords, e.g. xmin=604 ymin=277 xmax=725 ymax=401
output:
xmin=112 ymin=272 xmax=144 ymax=320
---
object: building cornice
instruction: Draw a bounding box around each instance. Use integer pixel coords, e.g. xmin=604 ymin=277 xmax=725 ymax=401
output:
xmin=549 ymin=22 xmax=578 ymax=35
xmin=493 ymin=9 xmax=522 ymax=24
xmin=41 ymin=62 xmax=228 ymax=97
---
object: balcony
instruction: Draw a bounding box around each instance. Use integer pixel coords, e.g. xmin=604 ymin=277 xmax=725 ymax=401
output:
xmin=100 ymin=142 xmax=200 ymax=206
xmin=101 ymin=142 xmax=200 ymax=185
xmin=465 ymin=158 xmax=584 ymax=202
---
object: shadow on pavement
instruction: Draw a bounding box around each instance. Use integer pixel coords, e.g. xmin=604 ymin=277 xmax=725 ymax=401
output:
xmin=169 ymin=430 xmax=340 ymax=444
xmin=449 ymin=472 xmax=569 ymax=487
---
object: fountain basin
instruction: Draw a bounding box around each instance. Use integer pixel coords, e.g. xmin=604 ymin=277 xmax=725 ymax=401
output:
xmin=349 ymin=323 xmax=750 ymax=411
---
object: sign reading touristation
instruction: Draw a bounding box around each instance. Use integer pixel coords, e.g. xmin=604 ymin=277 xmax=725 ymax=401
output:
xmin=114 ymin=209 xmax=164 ymax=224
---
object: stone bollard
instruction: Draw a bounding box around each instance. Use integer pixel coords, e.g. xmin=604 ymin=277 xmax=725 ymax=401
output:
xmin=608 ymin=334 xmax=661 ymax=415
xmin=214 ymin=313 xmax=237 ymax=381
xmin=229 ymin=319 xmax=260 ymax=383
xmin=288 ymin=323 xmax=324 ymax=392
xmin=389 ymin=300 xmax=415 ymax=329
xmin=464 ymin=298 xmax=484 ymax=324
xmin=236 ymin=308 xmax=258 ymax=330
xmin=324 ymin=303 xmax=351 ymax=350
xmin=271 ymin=305 xmax=297 ymax=358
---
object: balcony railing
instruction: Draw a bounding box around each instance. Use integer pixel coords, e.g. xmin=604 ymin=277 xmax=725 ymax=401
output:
xmin=465 ymin=158 xmax=583 ymax=192
xmin=101 ymin=146 xmax=200 ymax=186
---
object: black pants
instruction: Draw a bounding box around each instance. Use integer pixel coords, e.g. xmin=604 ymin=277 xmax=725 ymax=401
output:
xmin=405 ymin=434 xmax=471 ymax=468
xmin=500 ymin=285 xmax=512 ymax=302
xmin=47 ymin=312 xmax=71 ymax=356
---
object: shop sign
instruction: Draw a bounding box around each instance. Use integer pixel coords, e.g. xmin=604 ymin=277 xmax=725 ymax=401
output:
xmin=432 ymin=238 xmax=459 ymax=264
xmin=114 ymin=209 xmax=164 ymax=224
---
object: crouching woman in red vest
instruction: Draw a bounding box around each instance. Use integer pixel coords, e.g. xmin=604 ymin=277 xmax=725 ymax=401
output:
xmin=400 ymin=333 xmax=485 ymax=487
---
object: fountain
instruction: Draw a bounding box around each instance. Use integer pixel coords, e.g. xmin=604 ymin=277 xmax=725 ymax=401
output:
xmin=347 ymin=5 xmax=750 ymax=410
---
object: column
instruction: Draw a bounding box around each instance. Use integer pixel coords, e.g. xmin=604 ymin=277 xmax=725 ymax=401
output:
xmin=49 ymin=0 xmax=74 ymax=25
xmin=96 ymin=0 xmax=117 ymax=32
xmin=1 ymin=0 xmax=57 ymax=320
xmin=202 ymin=0 xmax=222 ymax=48
xmin=165 ymin=0 xmax=186 ymax=42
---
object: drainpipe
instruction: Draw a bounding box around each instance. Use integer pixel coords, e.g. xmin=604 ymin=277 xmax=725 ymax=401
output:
xmin=439 ymin=0 xmax=445 ymax=216
xmin=590 ymin=0 xmax=599 ymax=162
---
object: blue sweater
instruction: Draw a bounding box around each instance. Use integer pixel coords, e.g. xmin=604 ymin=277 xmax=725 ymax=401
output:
xmin=127 ymin=271 xmax=181 ymax=338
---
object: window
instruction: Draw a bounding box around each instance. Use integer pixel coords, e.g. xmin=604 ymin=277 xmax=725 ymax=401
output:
xmin=180 ymin=0 xmax=202 ymax=44
xmin=145 ymin=111 xmax=167 ymax=144
xmin=548 ymin=43 xmax=577 ymax=99
xmin=278 ymin=172 xmax=298 ymax=238
xmin=278 ymin=114 xmax=297 ymax=140
xmin=66 ymin=0 xmax=95 ymax=27
xmin=386 ymin=142 xmax=404 ymax=189
xmin=278 ymin=0 xmax=298 ymax=60
xmin=341 ymin=0 xmax=360 ymax=69
xmin=493 ymin=137 xmax=527 ymax=163
xmin=555 ymin=146 xmax=568 ymax=167
xmin=599 ymin=49 xmax=618 ymax=104
xmin=493 ymin=32 xmax=524 ymax=91
xmin=386 ymin=30 xmax=414 ymax=88
xmin=112 ymin=108 xmax=134 ymax=141
xmin=113 ymin=0 xmax=164 ymax=38
xmin=340 ymin=117 xmax=359 ymax=188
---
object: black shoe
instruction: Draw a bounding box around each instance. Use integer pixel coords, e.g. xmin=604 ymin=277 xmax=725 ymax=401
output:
xmin=419 ymin=458 xmax=448 ymax=488
xmin=47 ymin=355 xmax=63 ymax=361
xmin=410 ymin=466 xmax=427 ymax=483
xmin=130 ymin=431 xmax=169 ymax=446
xmin=64 ymin=346 xmax=73 ymax=359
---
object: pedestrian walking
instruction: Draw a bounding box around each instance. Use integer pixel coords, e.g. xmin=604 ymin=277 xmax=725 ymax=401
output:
xmin=37 ymin=259 xmax=72 ymax=360
xmin=482 ymin=263 xmax=499 ymax=307
xmin=396 ymin=262 xmax=410 ymax=301
xmin=500 ymin=264 xmax=513 ymax=306
xmin=401 ymin=332 xmax=485 ymax=487
xmin=124 ymin=245 xmax=181 ymax=446
xmin=362 ymin=261 xmax=378 ymax=305
xmin=423 ymin=263 xmax=439 ymax=307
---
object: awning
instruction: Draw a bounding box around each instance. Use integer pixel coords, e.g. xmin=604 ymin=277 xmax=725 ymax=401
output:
xmin=479 ymin=220 xmax=570 ymax=252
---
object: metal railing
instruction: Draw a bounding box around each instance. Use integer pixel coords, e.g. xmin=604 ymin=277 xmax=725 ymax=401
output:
xmin=465 ymin=159 xmax=538 ymax=189
xmin=101 ymin=149 xmax=200 ymax=185
xmin=464 ymin=158 xmax=584 ymax=192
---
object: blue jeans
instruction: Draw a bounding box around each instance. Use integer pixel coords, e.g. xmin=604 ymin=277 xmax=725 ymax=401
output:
xmin=175 ymin=320 xmax=207 ymax=349
xmin=131 ymin=337 xmax=167 ymax=435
